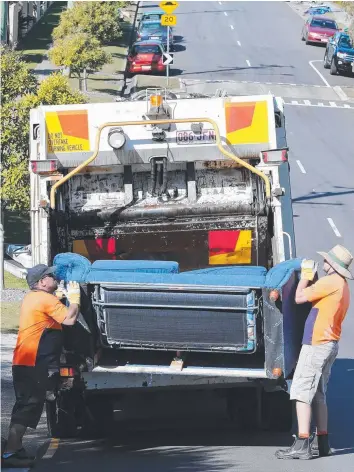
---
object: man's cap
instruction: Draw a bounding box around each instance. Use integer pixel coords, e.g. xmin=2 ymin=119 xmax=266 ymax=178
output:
xmin=26 ymin=264 xmax=56 ymax=288
xmin=317 ymin=244 xmax=353 ymax=279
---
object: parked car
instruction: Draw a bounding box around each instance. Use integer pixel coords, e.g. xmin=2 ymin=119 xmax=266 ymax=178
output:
xmin=302 ymin=16 xmax=338 ymax=45
xmin=139 ymin=10 xmax=164 ymax=23
xmin=127 ymin=40 xmax=166 ymax=76
xmin=324 ymin=32 xmax=354 ymax=75
xmin=136 ymin=20 xmax=174 ymax=51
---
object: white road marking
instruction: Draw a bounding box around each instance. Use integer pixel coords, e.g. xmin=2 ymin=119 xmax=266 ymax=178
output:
xmin=344 ymin=104 xmax=351 ymax=108
xmin=42 ymin=438 xmax=60 ymax=459
xmin=318 ymin=102 xmax=324 ymax=106
xmin=327 ymin=218 xmax=342 ymax=237
xmin=304 ymin=99 xmax=311 ymax=105
xmin=329 ymin=101 xmax=337 ymax=107
xmin=333 ymin=85 xmax=348 ymax=100
xmin=230 ymin=25 xmax=234 ymax=30
xmin=224 ymin=11 xmax=228 ymax=16
xmin=296 ymin=160 xmax=306 ymax=174
xmin=246 ymin=59 xmax=251 ymax=67
xmin=309 ymin=60 xmax=331 ymax=87
xmin=219 ymin=1 xmax=222 ymax=4
xmin=291 ymin=100 xmax=299 ymax=104
xmin=237 ymin=40 xmax=241 ymax=46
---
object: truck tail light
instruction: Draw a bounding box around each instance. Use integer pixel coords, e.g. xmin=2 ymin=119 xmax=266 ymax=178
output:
xmin=60 ymin=367 xmax=75 ymax=377
xmin=30 ymin=160 xmax=61 ymax=175
xmin=262 ymin=150 xmax=288 ymax=163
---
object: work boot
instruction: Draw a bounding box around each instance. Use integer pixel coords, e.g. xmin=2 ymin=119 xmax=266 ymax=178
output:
xmin=311 ymin=434 xmax=319 ymax=456
xmin=275 ymin=435 xmax=313 ymax=460
xmin=1 ymin=451 xmax=35 ymax=468
xmin=317 ymin=434 xmax=332 ymax=457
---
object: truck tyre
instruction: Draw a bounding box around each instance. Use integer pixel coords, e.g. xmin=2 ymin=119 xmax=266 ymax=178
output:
xmin=227 ymin=388 xmax=259 ymax=431
xmin=81 ymin=396 xmax=114 ymax=438
xmin=330 ymin=58 xmax=338 ymax=75
xmin=261 ymin=390 xmax=293 ymax=432
xmin=46 ymin=391 xmax=78 ymax=439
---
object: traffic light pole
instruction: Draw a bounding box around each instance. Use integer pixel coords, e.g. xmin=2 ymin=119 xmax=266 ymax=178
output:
xmin=166 ymin=25 xmax=170 ymax=86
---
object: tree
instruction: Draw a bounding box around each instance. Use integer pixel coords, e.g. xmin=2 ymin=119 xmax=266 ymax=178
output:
xmin=52 ymin=1 xmax=124 ymax=43
xmin=0 ymin=46 xmax=38 ymax=104
xmin=0 ymin=74 xmax=86 ymax=211
xmin=49 ymin=33 xmax=112 ymax=89
xmin=337 ymin=2 xmax=354 ymax=42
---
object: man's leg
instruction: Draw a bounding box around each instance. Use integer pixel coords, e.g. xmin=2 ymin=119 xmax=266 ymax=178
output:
xmin=311 ymin=342 xmax=338 ymax=456
xmin=296 ymin=400 xmax=312 ymax=437
xmin=276 ymin=345 xmax=319 ymax=460
xmin=2 ymin=366 xmax=46 ymax=467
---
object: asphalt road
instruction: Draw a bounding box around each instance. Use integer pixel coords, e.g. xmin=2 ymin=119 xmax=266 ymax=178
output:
xmin=2 ymin=2 xmax=354 ymax=471
xmin=171 ymin=1 xmax=353 ymax=87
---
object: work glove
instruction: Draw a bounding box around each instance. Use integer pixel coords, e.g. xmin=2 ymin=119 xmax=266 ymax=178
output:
xmin=55 ymin=280 xmax=67 ymax=300
xmin=301 ymin=259 xmax=318 ymax=281
xmin=66 ymin=281 xmax=81 ymax=306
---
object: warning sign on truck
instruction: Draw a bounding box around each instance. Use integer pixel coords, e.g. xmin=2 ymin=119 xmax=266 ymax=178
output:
xmin=46 ymin=110 xmax=90 ymax=154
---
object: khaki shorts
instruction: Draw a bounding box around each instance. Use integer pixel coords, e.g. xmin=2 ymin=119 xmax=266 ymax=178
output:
xmin=290 ymin=342 xmax=338 ymax=405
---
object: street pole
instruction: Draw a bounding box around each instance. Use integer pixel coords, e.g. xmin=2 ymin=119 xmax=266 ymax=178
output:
xmin=166 ymin=25 xmax=170 ymax=86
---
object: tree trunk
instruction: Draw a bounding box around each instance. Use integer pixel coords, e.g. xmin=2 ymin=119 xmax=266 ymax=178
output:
xmin=83 ymin=68 xmax=88 ymax=92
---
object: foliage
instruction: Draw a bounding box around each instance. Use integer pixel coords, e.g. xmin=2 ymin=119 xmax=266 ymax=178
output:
xmin=1 ymin=73 xmax=85 ymax=211
xmin=0 ymin=46 xmax=38 ymax=104
xmin=336 ymin=1 xmax=354 ymax=42
xmin=52 ymin=1 xmax=124 ymax=43
xmin=49 ymin=33 xmax=112 ymax=77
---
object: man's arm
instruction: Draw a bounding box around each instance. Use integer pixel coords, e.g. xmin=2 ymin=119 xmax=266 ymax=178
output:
xmin=61 ymin=281 xmax=81 ymax=326
xmin=295 ymin=279 xmax=311 ymax=304
xmin=62 ymin=304 xmax=80 ymax=326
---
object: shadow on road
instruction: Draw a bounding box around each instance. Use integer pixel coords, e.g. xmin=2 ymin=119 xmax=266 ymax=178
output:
xmin=179 ymin=64 xmax=295 ymax=76
xmin=292 ymin=186 xmax=354 ymax=205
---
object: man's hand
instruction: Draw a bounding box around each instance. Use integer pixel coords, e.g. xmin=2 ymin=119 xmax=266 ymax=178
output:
xmin=301 ymin=259 xmax=318 ymax=282
xmin=66 ymin=281 xmax=80 ymax=306
xmin=55 ymin=280 xmax=67 ymax=300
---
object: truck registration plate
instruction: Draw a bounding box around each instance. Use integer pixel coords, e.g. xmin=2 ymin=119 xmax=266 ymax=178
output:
xmin=176 ymin=130 xmax=216 ymax=145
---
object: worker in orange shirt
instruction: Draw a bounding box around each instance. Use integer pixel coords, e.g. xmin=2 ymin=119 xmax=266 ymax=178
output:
xmin=276 ymin=244 xmax=352 ymax=460
xmin=1 ymin=265 xmax=80 ymax=469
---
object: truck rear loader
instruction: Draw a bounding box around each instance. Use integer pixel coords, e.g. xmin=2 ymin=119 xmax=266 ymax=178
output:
xmin=29 ymin=89 xmax=308 ymax=437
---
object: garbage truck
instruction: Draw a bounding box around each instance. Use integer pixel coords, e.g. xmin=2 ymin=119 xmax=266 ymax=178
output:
xmin=28 ymin=89 xmax=309 ymax=438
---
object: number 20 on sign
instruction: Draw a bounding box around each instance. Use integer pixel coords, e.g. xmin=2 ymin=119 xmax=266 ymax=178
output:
xmin=161 ymin=14 xmax=177 ymax=26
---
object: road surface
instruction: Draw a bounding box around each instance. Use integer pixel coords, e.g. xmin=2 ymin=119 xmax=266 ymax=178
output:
xmin=2 ymin=2 xmax=353 ymax=471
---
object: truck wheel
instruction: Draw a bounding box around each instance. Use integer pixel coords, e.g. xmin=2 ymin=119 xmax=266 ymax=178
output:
xmin=330 ymin=58 xmax=338 ymax=75
xmin=227 ymin=388 xmax=259 ymax=431
xmin=46 ymin=391 xmax=78 ymax=438
xmin=261 ymin=390 xmax=293 ymax=432
xmin=81 ymin=396 xmax=114 ymax=438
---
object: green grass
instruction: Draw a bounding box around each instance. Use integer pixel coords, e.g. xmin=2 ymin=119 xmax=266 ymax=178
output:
xmin=17 ymin=1 xmax=67 ymax=70
xmin=4 ymin=272 xmax=28 ymax=290
xmin=1 ymin=302 xmax=21 ymax=333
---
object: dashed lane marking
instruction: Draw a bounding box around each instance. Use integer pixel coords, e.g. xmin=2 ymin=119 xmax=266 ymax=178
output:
xmin=296 ymin=160 xmax=307 ymax=174
xmin=224 ymin=11 xmax=228 ymax=16
xmin=327 ymin=218 xmax=342 ymax=238
xmin=230 ymin=25 xmax=234 ymax=30
xmin=246 ymin=59 xmax=251 ymax=67
xmin=285 ymin=99 xmax=354 ymax=109
xmin=237 ymin=40 xmax=241 ymax=46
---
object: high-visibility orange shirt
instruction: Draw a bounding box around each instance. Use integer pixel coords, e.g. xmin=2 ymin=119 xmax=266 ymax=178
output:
xmin=302 ymin=273 xmax=350 ymax=345
xmin=13 ymin=290 xmax=68 ymax=367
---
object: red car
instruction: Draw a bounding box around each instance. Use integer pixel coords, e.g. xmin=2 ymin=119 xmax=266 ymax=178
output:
xmin=127 ymin=40 xmax=166 ymax=76
xmin=302 ymin=16 xmax=338 ymax=45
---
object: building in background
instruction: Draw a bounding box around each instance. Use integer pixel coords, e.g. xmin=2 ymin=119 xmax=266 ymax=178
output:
xmin=0 ymin=1 xmax=55 ymax=47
